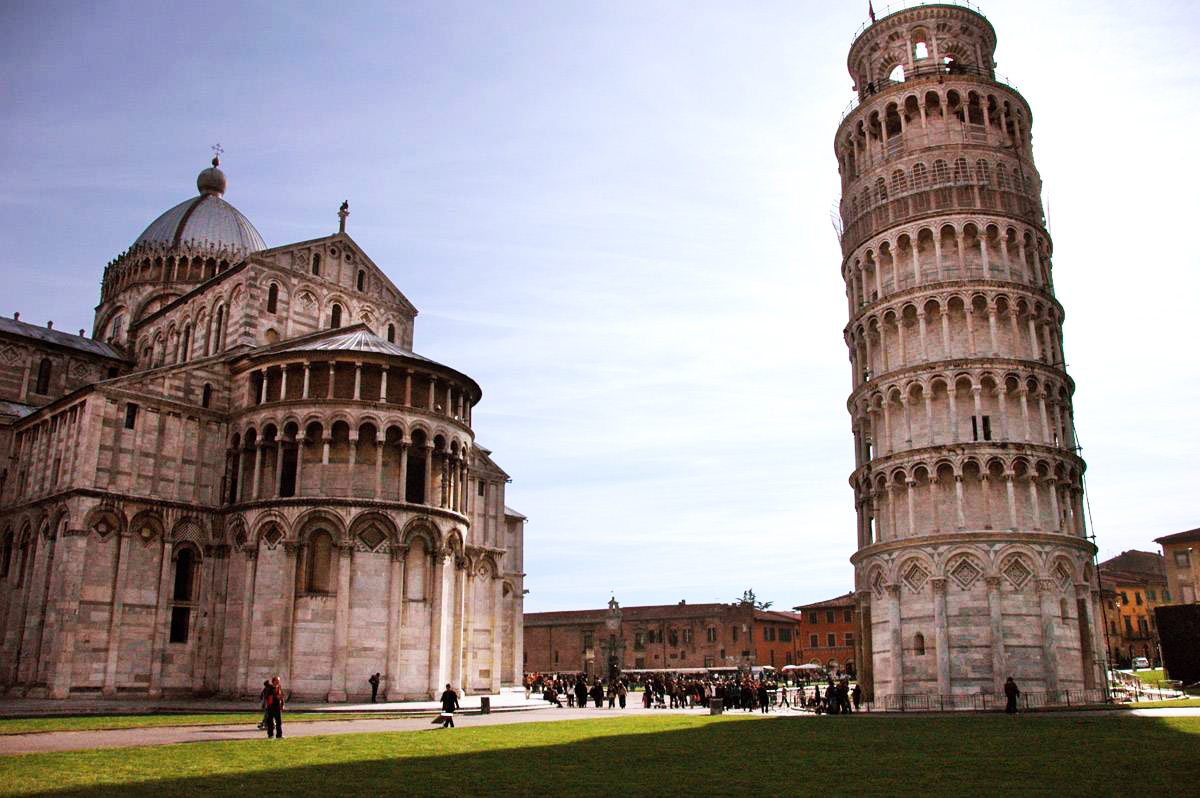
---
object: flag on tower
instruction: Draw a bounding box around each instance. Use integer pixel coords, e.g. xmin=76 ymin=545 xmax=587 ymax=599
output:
xmin=869 ymin=2 xmax=876 ymax=23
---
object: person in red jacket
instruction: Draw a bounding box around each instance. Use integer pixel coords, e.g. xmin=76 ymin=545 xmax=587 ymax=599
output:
xmin=264 ymin=676 xmax=285 ymax=738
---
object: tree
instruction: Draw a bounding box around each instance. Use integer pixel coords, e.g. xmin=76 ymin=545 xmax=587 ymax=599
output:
xmin=737 ymin=589 xmax=772 ymax=610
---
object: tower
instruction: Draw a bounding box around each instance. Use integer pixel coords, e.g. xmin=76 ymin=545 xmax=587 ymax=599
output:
xmin=835 ymin=5 xmax=1103 ymax=704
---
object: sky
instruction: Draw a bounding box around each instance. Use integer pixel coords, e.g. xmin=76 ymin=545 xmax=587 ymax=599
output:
xmin=2 ymin=0 xmax=1198 ymax=613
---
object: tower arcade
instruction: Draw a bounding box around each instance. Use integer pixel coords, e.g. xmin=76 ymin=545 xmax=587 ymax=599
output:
xmin=834 ymin=4 xmax=1104 ymax=703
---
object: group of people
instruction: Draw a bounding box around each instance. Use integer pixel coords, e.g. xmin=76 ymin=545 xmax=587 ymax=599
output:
xmin=256 ymin=676 xmax=286 ymax=738
xmin=525 ymin=671 xmax=864 ymax=715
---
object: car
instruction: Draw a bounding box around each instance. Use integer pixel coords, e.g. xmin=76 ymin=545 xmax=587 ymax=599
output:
xmin=1132 ymin=657 xmax=1150 ymax=669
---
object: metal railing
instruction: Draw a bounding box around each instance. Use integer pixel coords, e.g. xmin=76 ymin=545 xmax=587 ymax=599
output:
xmin=859 ymin=688 xmax=1110 ymax=712
xmin=849 ymin=0 xmax=989 ymax=42
xmin=840 ymin=61 xmax=1024 ymax=124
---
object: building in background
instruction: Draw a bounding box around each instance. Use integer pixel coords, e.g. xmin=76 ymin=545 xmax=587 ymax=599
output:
xmin=1098 ymin=551 xmax=1167 ymax=667
xmin=523 ymin=599 xmax=806 ymax=676
xmin=0 ymin=158 xmax=524 ymax=700
xmin=836 ymin=4 xmax=1103 ymax=702
xmin=793 ymin=593 xmax=858 ymax=675
xmin=1155 ymin=528 xmax=1200 ymax=605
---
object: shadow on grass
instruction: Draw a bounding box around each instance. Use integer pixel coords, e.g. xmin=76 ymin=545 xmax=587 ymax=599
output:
xmin=8 ymin=714 xmax=1200 ymax=798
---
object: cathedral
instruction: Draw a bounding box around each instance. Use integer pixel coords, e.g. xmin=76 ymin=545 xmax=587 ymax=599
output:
xmin=0 ymin=158 xmax=525 ymax=700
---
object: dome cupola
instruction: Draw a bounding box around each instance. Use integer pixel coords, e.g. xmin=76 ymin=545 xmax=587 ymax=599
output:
xmin=132 ymin=156 xmax=266 ymax=254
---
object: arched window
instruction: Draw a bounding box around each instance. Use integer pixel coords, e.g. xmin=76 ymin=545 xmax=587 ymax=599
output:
xmin=306 ymin=530 xmax=334 ymax=593
xmin=912 ymin=162 xmax=928 ymax=189
xmin=976 ymin=159 xmax=991 ymax=186
xmin=891 ymin=169 xmax=908 ymax=195
xmin=311 ymin=253 xmax=321 ymax=275
xmin=387 ymin=324 xmax=396 ymax=343
xmin=330 ymin=303 xmax=342 ymax=328
xmin=201 ymin=383 xmax=213 ymax=408
xmin=953 ymin=158 xmax=969 ymax=183
xmin=34 ymin=358 xmax=51 ymax=394
xmin=996 ymin=164 xmax=1009 ymax=190
xmin=913 ymin=632 xmax=926 ymax=656
xmin=0 ymin=534 xmax=11 ymax=578
xmin=169 ymin=546 xmax=199 ymax=643
xmin=356 ymin=270 xmax=366 ymax=291
xmin=173 ymin=547 xmax=196 ymax=601
xmin=267 ymin=284 xmax=278 ymax=314
xmin=875 ymin=177 xmax=887 ymax=204
xmin=933 ymin=160 xmax=949 ymax=185
xmin=180 ymin=326 xmax=191 ymax=363
xmin=213 ymin=306 xmax=225 ymax=353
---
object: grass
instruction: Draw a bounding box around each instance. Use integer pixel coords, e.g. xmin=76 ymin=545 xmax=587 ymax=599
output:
xmin=1130 ymin=668 xmax=1167 ymax=683
xmin=2 ymin=713 xmax=1200 ymax=797
xmin=1122 ymin=698 xmax=1200 ymax=709
xmin=0 ymin=713 xmax=412 ymax=736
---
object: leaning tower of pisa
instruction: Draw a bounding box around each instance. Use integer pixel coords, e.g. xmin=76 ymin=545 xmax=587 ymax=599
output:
xmin=835 ymin=3 xmax=1105 ymax=704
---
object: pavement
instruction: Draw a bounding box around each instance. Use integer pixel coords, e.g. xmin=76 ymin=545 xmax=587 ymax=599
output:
xmin=0 ymin=700 xmax=774 ymax=755
xmin=0 ymin=696 xmax=1196 ymax=756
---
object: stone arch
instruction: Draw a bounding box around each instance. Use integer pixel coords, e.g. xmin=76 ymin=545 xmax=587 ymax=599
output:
xmin=128 ymin=510 xmax=165 ymax=545
xmin=400 ymin=518 xmax=441 ymax=552
xmin=348 ymin=511 xmax=398 ymax=553
xmin=293 ymin=508 xmax=346 ymax=545
xmin=171 ymin=517 xmax=206 ymax=546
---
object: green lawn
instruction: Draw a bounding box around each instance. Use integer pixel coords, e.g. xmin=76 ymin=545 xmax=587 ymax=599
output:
xmin=3 ymin=714 xmax=1200 ymax=797
xmin=1121 ymin=698 xmax=1200 ymax=709
xmin=1130 ymin=668 xmax=1167 ymax=683
xmin=0 ymin=713 xmax=411 ymax=736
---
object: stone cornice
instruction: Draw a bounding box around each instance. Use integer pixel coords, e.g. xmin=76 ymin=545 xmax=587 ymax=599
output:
xmin=849 ymin=530 xmax=1096 ymax=565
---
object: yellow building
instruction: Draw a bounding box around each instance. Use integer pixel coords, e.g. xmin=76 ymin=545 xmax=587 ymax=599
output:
xmin=1098 ymin=551 xmax=1167 ymax=667
xmin=1155 ymin=528 xmax=1200 ymax=605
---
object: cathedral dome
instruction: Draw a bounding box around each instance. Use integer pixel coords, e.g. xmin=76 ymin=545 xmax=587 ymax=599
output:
xmin=132 ymin=158 xmax=266 ymax=254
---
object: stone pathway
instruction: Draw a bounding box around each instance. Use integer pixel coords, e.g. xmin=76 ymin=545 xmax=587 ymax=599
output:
xmin=0 ymin=702 xmax=753 ymax=755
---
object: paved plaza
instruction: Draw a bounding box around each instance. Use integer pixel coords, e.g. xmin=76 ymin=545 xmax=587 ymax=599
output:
xmin=1 ymin=691 xmax=1195 ymax=756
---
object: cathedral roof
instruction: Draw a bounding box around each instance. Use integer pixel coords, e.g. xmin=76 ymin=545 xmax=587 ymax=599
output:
xmin=131 ymin=158 xmax=266 ymax=254
xmin=254 ymin=325 xmax=482 ymax=399
xmin=275 ymin=328 xmax=433 ymax=360
xmin=0 ymin=315 xmax=125 ymax=359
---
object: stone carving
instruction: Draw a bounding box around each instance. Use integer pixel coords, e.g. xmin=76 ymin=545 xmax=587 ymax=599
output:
xmin=901 ymin=561 xmax=930 ymax=593
xmin=948 ymin=556 xmax=982 ymax=590
xmin=1002 ymin=556 xmax=1033 ymax=590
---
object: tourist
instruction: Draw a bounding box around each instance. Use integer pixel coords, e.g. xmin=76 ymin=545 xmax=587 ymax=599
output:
xmin=778 ymin=683 xmax=790 ymax=708
xmin=1004 ymin=676 xmax=1020 ymax=714
xmin=256 ymin=680 xmax=271 ymax=730
xmin=642 ymin=683 xmax=653 ymax=709
xmin=758 ymin=681 xmax=770 ymax=713
xmin=617 ymin=680 xmax=628 ymax=709
xmin=607 ymin=681 xmax=617 ymax=708
xmin=575 ymin=677 xmax=588 ymax=708
xmin=440 ymin=683 xmax=460 ymax=727
xmin=590 ymin=679 xmax=604 ymax=708
xmin=369 ymin=672 xmax=381 ymax=703
xmin=264 ymin=676 xmax=284 ymax=738
xmin=852 ymin=683 xmax=862 ymax=711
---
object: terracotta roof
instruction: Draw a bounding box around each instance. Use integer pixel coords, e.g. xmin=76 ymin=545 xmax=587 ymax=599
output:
xmin=792 ymin=592 xmax=856 ymax=611
xmin=1099 ymin=550 xmax=1165 ymax=578
xmin=1154 ymin=528 xmax=1200 ymax=545
xmin=525 ymin=602 xmax=746 ymax=627
xmin=0 ymin=400 xmax=37 ymax=420
xmin=753 ymin=609 xmax=804 ymax=624
xmin=0 ymin=316 xmax=124 ymax=360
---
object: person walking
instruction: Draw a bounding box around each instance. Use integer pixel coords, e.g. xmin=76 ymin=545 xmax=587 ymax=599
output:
xmin=264 ymin=676 xmax=284 ymax=738
xmin=851 ymin=683 xmax=862 ymax=711
xmin=758 ymin=682 xmax=770 ymax=713
xmin=590 ymin=679 xmax=604 ymax=708
xmin=617 ymin=680 xmax=628 ymax=709
xmin=575 ymin=677 xmax=588 ymax=709
xmin=369 ymin=672 xmax=381 ymax=703
xmin=1004 ymin=676 xmax=1020 ymax=714
xmin=440 ymin=683 xmax=460 ymax=728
